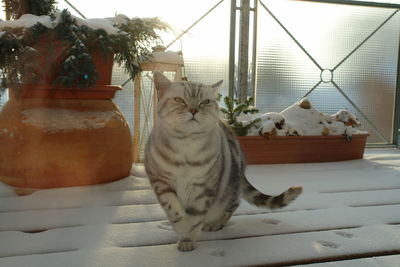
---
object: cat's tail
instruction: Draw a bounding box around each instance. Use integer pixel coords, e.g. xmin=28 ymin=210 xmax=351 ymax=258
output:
xmin=240 ymin=176 xmax=303 ymax=209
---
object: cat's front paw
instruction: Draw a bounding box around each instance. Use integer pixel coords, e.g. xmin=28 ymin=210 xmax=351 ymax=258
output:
xmin=177 ymin=238 xmax=197 ymax=252
xmin=172 ymin=217 xmax=190 ymax=236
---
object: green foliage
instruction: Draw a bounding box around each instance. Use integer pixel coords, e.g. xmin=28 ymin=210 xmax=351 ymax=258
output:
xmin=3 ymin=0 xmax=57 ymax=19
xmin=219 ymin=95 xmax=261 ymax=136
xmin=113 ymin=17 xmax=169 ymax=78
xmin=0 ymin=7 xmax=168 ymax=93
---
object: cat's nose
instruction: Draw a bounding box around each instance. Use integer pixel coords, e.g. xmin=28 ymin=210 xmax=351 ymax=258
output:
xmin=189 ymin=108 xmax=198 ymax=115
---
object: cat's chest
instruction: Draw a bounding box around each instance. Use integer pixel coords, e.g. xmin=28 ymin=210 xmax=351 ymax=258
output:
xmin=174 ymin=140 xmax=204 ymax=158
xmin=171 ymin=136 xmax=216 ymax=160
xmin=169 ymin=138 xmax=217 ymax=182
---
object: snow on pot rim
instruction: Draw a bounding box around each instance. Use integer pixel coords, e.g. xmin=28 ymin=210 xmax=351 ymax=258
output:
xmin=0 ymin=9 xmax=168 ymax=92
xmin=0 ymin=12 xmax=130 ymax=35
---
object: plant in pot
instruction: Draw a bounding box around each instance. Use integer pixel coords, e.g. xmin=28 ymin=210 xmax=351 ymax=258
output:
xmin=220 ymin=96 xmax=368 ymax=165
xmin=0 ymin=0 xmax=169 ymax=190
xmin=219 ymin=95 xmax=261 ymax=136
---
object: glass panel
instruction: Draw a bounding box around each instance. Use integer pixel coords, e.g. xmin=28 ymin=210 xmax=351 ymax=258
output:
xmin=255 ymin=0 xmax=400 ymax=144
xmin=169 ymin=0 xmax=231 ymax=96
xmin=112 ymin=66 xmax=135 ymax=135
xmin=0 ymin=90 xmax=8 ymax=109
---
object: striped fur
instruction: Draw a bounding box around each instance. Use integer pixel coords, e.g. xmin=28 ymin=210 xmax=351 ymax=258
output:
xmin=144 ymin=71 xmax=302 ymax=251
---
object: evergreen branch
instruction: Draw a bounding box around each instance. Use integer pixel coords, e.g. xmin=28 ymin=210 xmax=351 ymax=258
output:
xmin=0 ymin=7 xmax=169 ymax=91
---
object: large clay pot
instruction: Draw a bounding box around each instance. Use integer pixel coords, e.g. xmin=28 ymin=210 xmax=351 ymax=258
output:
xmin=0 ymin=97 xmax=133 ymax=189
xmin=0 ymin=40 xmax=133 ymax=189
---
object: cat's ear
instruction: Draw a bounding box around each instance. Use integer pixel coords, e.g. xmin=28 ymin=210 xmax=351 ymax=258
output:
xmin=211 ymin=80 xmax=223 ymax=95
xmin=153 ymin=71 xmax=172 ymax=99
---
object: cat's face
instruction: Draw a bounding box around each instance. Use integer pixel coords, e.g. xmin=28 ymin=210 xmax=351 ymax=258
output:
xmin=154 ymin=71 xmax=222 ymax=135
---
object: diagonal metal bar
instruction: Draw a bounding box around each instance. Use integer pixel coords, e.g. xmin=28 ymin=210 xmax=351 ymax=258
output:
xmin=64 ymin=0 xmax=86 ymax=19
xmin=292 ymin=0 xmax=400 ymax=10
xmin=166 ymin=0 xmax=225 ymax=49
xmin=258 ymin=0 xmax=323 ymax=71
xmin=121 ymin=77 xmax=131 ymax=87
xmin=333 ymin=9 xmax=399 ymax=71
xmin=300 ymin=80 xmax=323 ymax=100
xmin=331 ymin=81 xmax=390 ymax=143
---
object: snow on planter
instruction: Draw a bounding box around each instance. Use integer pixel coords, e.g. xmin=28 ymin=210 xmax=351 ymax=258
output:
xmin=0 ymin=13 xmax=128 ymax=35
xmin=246 ymin=98 xmax=367 ymax=138
xmin=21 ymin=108 xmax=119 ymax=133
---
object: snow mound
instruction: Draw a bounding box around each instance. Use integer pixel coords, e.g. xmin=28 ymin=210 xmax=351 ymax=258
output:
xmin=0 ymin=12 xmax=128 ymax=35
xmin=246 ymin=98 xmax=366 ymax=138
xmin=0 ymin=14 xmax=56 ymax=29
xmin=21 ymin=108 xmax=119 ymax=133
xmin=148 ymin=50 xmax=184 ymax=65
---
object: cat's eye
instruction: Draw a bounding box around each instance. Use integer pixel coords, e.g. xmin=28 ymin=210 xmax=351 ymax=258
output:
xmin=201 ymin=99 xmax=211 ymax=105
xmin=174 ymin=97 xmax=185 ymax=104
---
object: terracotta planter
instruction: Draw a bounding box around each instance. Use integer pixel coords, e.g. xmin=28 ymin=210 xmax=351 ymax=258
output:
xmin=14 ymin=39 xmax=119 ymax=100
xmin=0 ymin=42 xmax=133 ymax=189
xmin=0 ymin=98 xmax=133 ymax=189
xmin=23 ymin=36 xmax=114 ymax=87
xmin=238 ymin=134 xmax=368 ymax=164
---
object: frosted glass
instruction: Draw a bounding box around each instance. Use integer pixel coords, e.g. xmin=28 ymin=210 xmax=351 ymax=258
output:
xmin=255 ymin=0 xmax=400 ymax=144
xmin=0 ymin=90 xmax=8 ymax=109
xmin=171 ymin=0 xmax=231 ymax=95
xmin=112 ymin=65 xmax=135 ymax=135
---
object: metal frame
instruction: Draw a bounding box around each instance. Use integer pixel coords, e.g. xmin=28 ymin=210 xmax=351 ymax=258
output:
xmin=229 ymin=0 xmax=259 ymax=101
xmin=292 ymin=0 xmax=400 ymax=9
xmin=238 ymin=0 xmax=251 ymax=102
xmin=229 ymin=0 xmax=237 ymax=98
xmin=395 ymin=35 xmax=400 ymax=148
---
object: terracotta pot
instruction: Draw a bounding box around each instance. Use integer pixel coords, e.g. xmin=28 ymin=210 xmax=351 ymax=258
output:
xmin=238 ymin=134 xmax=368 ymax=164
xmin=25 ymin=36 xmax=71 ymax=85
xmin=0 ymin=98 xmax=133 ymax=189
xmin=23 ymin=36 xmax=114 ymax=87
xmin=0 ymin=40 xmax=133 ymax=189
xmin=10 ymin=42 xmax=120 ymax=100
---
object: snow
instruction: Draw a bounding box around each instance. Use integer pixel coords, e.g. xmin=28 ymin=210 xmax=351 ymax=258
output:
xmin=74 ymin=16 xmax=123 ymax=35
xmin=0 ymin=12 xmax=127 ymax=35
xmin=244 ymin=98 xmax=367 ymax=137
xmin=0 ymin=149 xmax=399 ymax=266
xmin=0 ymin=14 xmax=56 ymax=29
xmin=146 ymin=50 xmax=184 ymax=65
xmin=21 ymin=108 xmax=119 ymax=133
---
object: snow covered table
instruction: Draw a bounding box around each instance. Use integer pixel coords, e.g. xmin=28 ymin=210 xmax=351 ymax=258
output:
xmin=1 ymin=149 xmax=400 ymax=267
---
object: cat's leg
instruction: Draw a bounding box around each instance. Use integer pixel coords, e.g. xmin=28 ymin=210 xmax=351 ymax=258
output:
xmin=177 ymin=185 xmax=221 ymax=251
xmin=202 ymin=197 xmax=239 ymax=232
xmin=176 ymin=213 xmax=203 ymax=252
xmin=151 ymin=178 xmax=205 ymax=251
xmin=202 ymin=211 xmax=233 ymax=232
xmin=177 ymin=203 xmax=209 ymax=251
xmin=150 ymin=179 xmax=191 ymax=238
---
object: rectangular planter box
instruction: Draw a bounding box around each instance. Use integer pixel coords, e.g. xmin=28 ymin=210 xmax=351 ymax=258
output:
xmin=238 ymin=134 xmax=368 ymax=164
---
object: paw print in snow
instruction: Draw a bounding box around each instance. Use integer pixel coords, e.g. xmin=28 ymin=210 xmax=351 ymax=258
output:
xmin=317 ymin=240 xmax=340 ymax=249
xmin=334 ymin=231 xmax=355 ymax=239
xmin=209 ymin=250 xmax=226 ymax=257
xmin=261 ymin=218 xmax=280 ymax=225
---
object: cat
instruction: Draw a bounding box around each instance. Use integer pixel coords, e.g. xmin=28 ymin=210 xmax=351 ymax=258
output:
xmin=144 ymin=71 xmax=303 ymax=252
